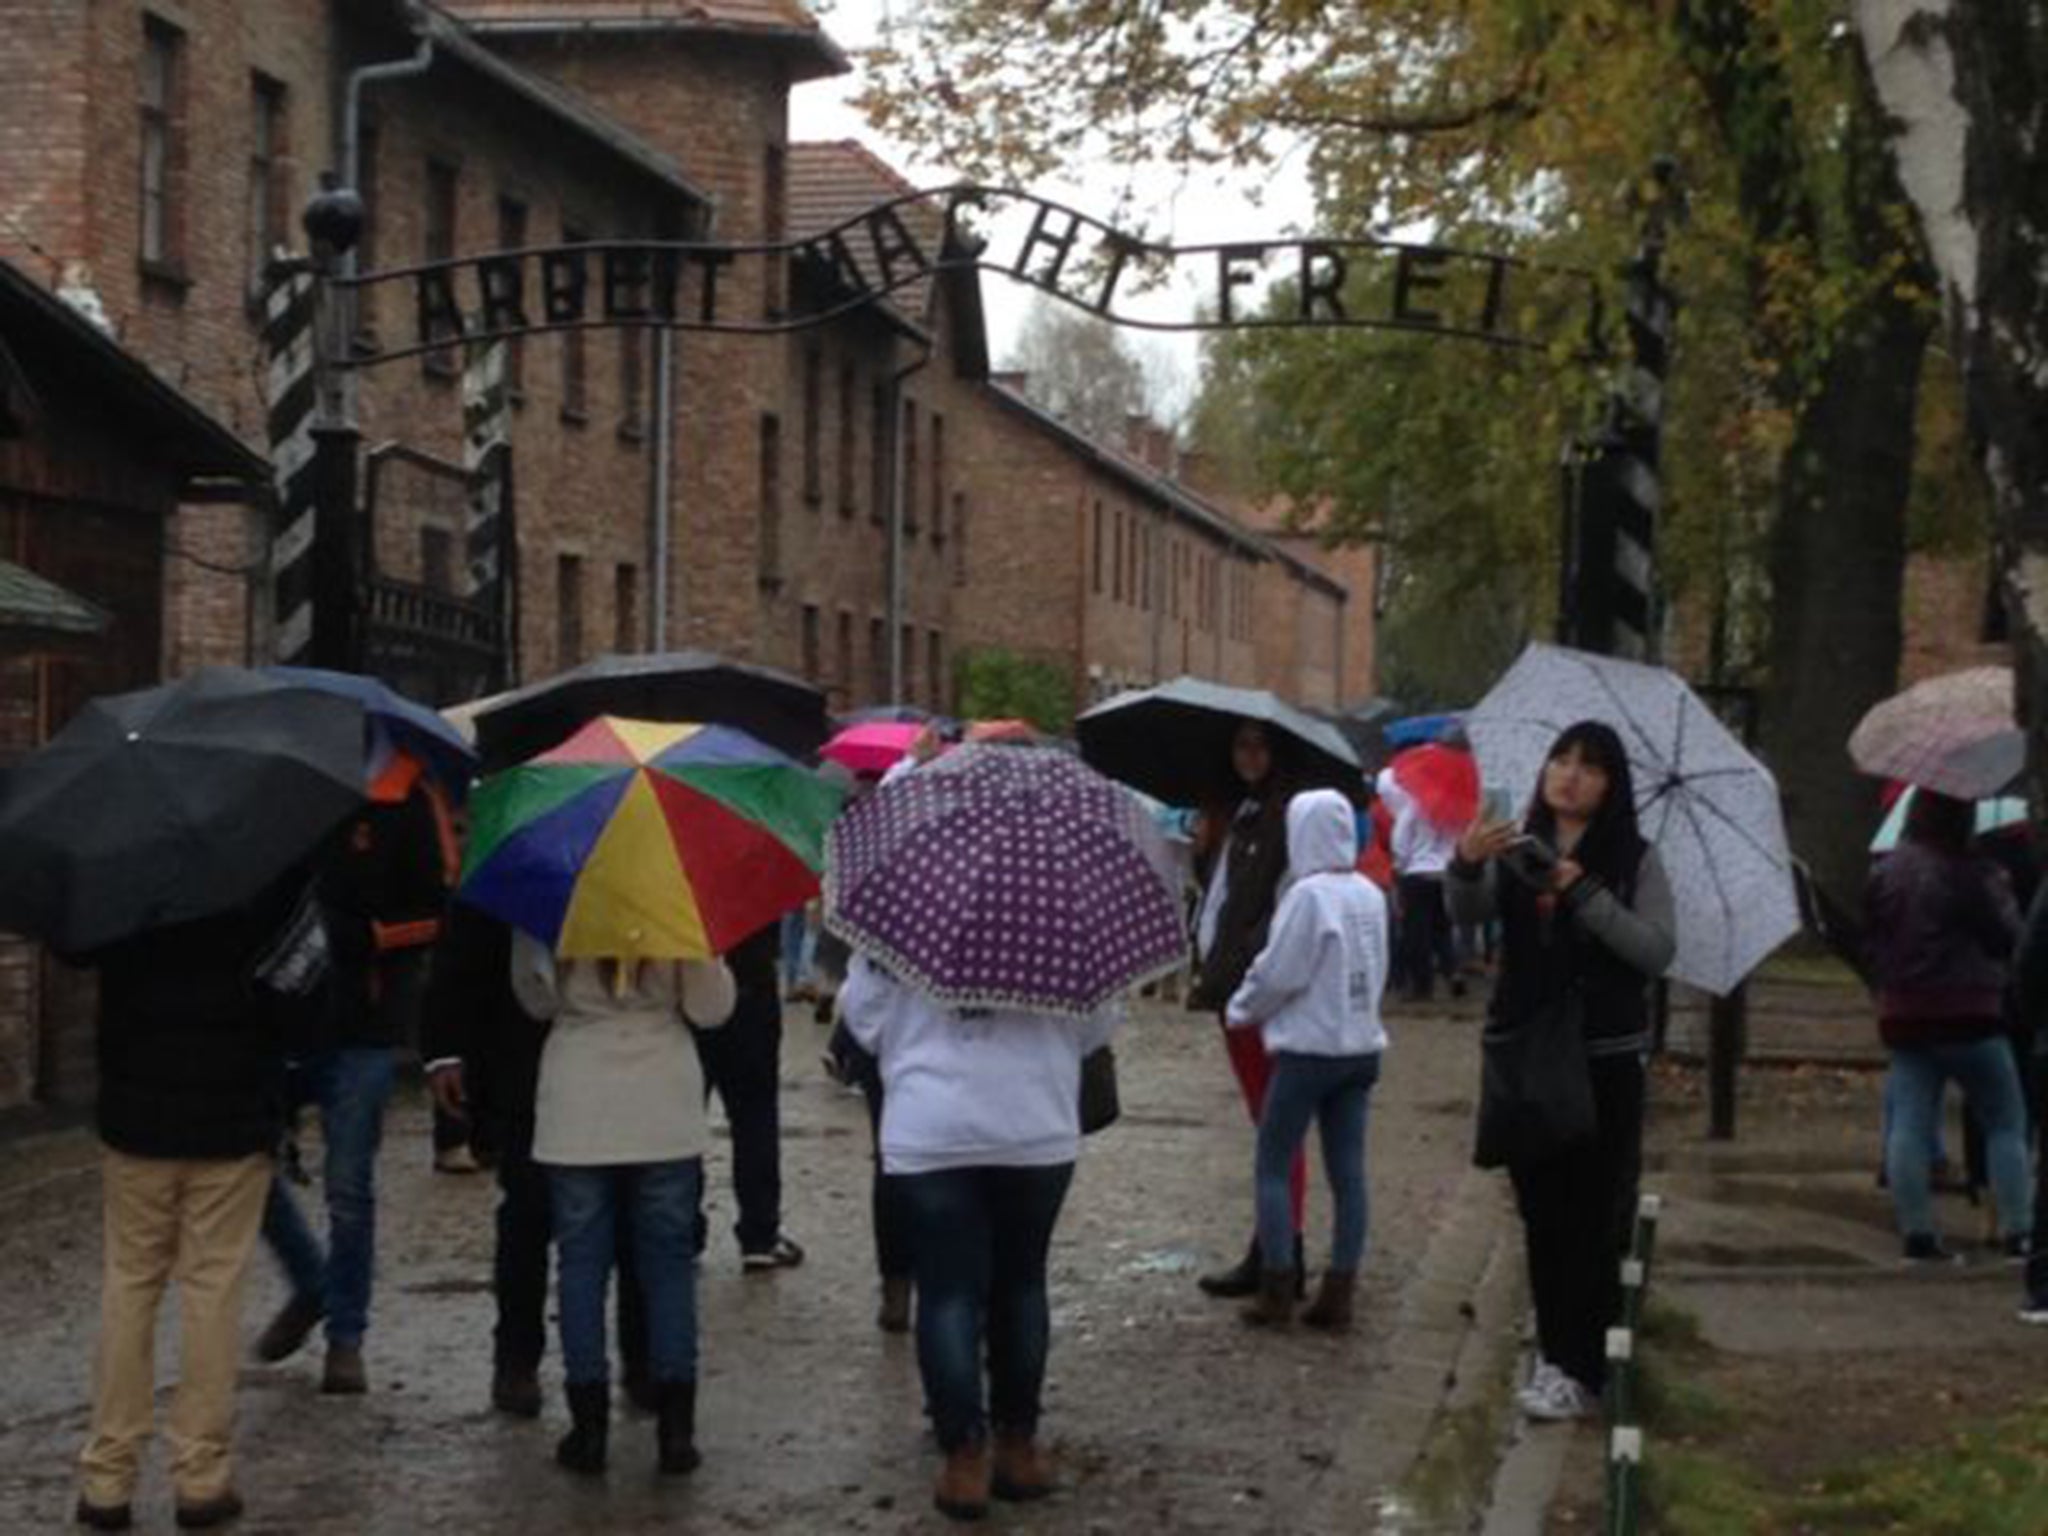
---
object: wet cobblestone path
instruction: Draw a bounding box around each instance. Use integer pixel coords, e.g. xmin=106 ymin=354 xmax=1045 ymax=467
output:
xmin=0 ymin=998 xmax=1494 ymax=1533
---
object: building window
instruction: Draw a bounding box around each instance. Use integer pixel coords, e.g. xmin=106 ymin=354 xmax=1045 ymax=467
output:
xmin=1092 ymin=501 xmax=1104 ymax=595
xmin=869 ymin=615 xmax=888 ymax=702
xmin=139 ymin=17 xmax=185 ymax=277
xmin=837 ymin=609 xmax=854 ymax=692
xmin=869 ymin=384 xmax=889 ymax=526
xmin=901 ymin=403 xmax=919 ymax=535
xmin=801 ymin=346 xmax=823 ymax=505
xmin=758 ymin=413 xmax=783 ymax=587
xmin=928 ymin=629 xmax=945 ymax=712
xmin=615 ymin=563 xmax=639 ymax=650
xmin=837 ymin=360 xmax=858 ymax=517
xmin=557 ymin=554 xmax=585 ymax=669
xmin=1112 ymin=508 xmax=1125 ymax=602
xmin=560 ymin=224 xmax=590 ymax=422
xmin=763 ymin=143 xmax=787 ymax=318
xmin=801 ymin=603 xmax=822 ymax=680
xmin=619 ymin=325 xmax=646 ymax=439
xmin=420 ymin=527 xmax=454 ymax=594
xmin=930 ymin=414 xmax=946 ymax=545
xmin=423 ymin=160 xmax=461 ymax=376
xmin=952 ymin=492 xmax=968 ymax=586
xmin=246 ymin=74 xmax=289 ymax=294
xmin=901 ymin=623 xmax=917 ymax=704
xmin=496 ymin=196 xmax=528 ymax=398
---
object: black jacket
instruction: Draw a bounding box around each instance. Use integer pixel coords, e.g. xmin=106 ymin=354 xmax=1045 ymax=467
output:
xmin=420 ymin=903 xmax=547 ymax=1154
xmin=1189 ymin=795 xmax=1291 ymax=1013
xmin=90 ymin=879 xmax=309 ymax=1160
xmin=309 ymin=785 xmax=453 ymax=1051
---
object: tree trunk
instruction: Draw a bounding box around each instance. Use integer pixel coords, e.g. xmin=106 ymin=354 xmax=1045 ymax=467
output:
xmin=1855 ymin=4 xmax=2048 ymax=810
xmin=1759 ymin=296 xmax=1934 ymax=909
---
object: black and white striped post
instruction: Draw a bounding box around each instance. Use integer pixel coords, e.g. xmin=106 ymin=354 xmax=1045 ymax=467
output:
xmin=1559 ymin=158 xmax=1682 ymax=663
xmin=461 ymin=337 xmax=514 ymax=686
xmin=263 ymin=266 xmax=320 ymax=665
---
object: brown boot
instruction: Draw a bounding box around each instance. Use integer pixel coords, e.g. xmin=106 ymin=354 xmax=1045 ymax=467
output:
xmin=1240 ymin=1268 xmax=1296 ymax=1329
xmin=1301 ymin=1269 xmax=1357 ymax=1332
xmin=933 ymin=1440 xmax=991 ymax=1522
xmin=991 ymin=1429 xmax=1055 ymax=1502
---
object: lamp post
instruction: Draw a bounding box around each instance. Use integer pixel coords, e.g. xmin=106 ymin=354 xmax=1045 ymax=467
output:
xmin=302 ymin=177 xmax=366 ymax=671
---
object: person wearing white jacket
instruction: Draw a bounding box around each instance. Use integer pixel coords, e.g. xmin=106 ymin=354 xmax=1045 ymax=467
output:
xmin=510 ymin=933 xmax=735 ymax=1480
xmin=839 ymin=954 xmax=1118 ymax=1522
xmin=1226 ymin=788 xmax=1391 ymax=1330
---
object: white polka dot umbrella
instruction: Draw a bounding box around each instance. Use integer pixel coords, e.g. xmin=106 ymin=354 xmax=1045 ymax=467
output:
xmin=823 ymin=744 xmax=1189 ymax=1018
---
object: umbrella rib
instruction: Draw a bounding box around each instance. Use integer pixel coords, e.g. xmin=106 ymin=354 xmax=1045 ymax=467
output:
xmin=1675 ymin=780 xmax=1796 ymax=873
xmin=1671 ymin=788 xmax=1743 ymax=986
xmin=1582 ymin=659 xmax=1670 ymax=775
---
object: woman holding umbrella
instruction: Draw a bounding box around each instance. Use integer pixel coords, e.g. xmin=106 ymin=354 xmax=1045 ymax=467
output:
xmin=828 ymin=744 xmax=1184 ymax=1520
xmin=1189 ymin=720 xmax=1309 ymax=1299
xmin=1450 ymin=721 xmax=1675 ymax=1422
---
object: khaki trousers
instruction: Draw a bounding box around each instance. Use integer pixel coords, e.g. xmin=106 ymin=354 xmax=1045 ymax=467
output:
xmin=78 ymin=1149 xmax=271 ymax=1507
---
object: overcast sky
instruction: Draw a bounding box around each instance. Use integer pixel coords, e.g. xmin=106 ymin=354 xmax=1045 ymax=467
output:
xmin=788 ymin=0 xmax=1318 ymax=417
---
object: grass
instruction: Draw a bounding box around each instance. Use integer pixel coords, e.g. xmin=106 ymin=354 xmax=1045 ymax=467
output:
xmin=1631 ymin=1298 xmax=2048 ymax=1534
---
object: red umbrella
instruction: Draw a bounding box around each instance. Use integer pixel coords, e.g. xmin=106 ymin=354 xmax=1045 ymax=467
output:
xmin=1388 ymin=743 xmax=1479 ymax=831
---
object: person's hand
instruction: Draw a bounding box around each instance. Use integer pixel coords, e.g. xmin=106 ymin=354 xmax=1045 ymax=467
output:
xmin=911 ymin=724 xmax=942 ymax=764
xmin=1550 ymin=858 xmax=1585 ymax=894
xmin=428 ymin=1064 xmax=467 ymax=1119
xmin=1457 ymin=820 xmax=1519 ymax=864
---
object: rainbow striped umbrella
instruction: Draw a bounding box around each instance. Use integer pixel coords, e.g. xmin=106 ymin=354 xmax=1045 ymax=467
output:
xmin=459 ymin=716 xmax=844 ymax=960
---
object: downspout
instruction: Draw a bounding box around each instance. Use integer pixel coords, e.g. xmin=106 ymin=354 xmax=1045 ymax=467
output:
xmin=649 ymin=327 xmax=675 ymax=648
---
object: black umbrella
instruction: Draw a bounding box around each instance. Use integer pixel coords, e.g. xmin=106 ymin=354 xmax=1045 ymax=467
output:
xmin=1075 ymin=676 xmax=1363 ymax=808
xmin=0 ymin=666 xmax=368 ymax=952
xmin=1311 ymin=707 xmax=1391 ymax=777
xmin=471 ymin=650 xmax=831 ymax=770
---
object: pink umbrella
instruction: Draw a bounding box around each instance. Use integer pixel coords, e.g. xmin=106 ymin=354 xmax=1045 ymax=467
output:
xmin=1848 ymin=666 xmax=2022 ymax=800
xmin=821 ymin=721 xmax=923 ymax=776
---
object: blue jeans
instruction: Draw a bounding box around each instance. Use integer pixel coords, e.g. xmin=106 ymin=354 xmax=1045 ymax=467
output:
xmin=549 ymin=1159 xmax=701 ymax=1386
xmin=1886 ymin=1038 xmax=2033 ymax=1241
xmin=901 ymin=1164 xmax=1074 ymax=1452
xmin=1257 ymin=1052 xmax=1381 ymax=1272
xmin=779 ymin=910 xmax=814 ymax=992
xmin=263 ymin=1046 xmax=396 ymax=1349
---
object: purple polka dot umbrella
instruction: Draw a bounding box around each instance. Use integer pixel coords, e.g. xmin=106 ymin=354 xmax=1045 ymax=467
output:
xmin=824 ymin=744 xmax=1188 ymax=1018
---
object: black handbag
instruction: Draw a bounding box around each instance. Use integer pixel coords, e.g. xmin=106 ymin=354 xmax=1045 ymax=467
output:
xmin=1473 ymin=988 xmax=1597 ymax=1168
xmin=1079 ymin=1045 xmax=1121 ymax=1135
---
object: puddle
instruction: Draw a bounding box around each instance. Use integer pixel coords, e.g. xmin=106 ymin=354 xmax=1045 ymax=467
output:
xmin=1662 ymin=1240 xmax=1865 ymax=1268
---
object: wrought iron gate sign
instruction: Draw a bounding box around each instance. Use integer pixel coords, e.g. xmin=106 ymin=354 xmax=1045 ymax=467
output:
xmin=347 ymin=186 xmax=1602 ymax=367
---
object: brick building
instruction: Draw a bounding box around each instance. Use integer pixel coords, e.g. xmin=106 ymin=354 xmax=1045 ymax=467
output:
xmin=0 ymin=257 xmax=266 ymax=1110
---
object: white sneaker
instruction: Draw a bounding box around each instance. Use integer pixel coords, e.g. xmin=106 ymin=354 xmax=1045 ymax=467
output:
xmin=2018 ymin=1302 xmax=2048 ymax=1327
xmin=1521 ymin=1371 xmax=1599 ymax=1422
xmin=1515 ymin=1358 xmax=1564 ymax=1412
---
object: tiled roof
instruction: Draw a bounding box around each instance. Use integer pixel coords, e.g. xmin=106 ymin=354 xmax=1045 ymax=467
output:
xmin=0 ymin=559 xmax=110 ymax=639
xmin=442 ymin=0 xmax=848 ymax=78
xmin=787 ymin=140 xmax=945 ymax=332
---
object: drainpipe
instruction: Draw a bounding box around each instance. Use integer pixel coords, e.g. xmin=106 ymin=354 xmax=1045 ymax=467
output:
xmin=649 ymin=328 xmax=675 ymax=648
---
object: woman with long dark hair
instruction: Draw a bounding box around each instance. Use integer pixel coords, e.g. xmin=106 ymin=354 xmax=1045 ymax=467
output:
xmin=1864 ymin=789 xmax=2032 ymax=1261
xmin=1450 ymin=721 xmax=1675 ymax=1421
xmin=1189 ymin=720 xmax=1308 ymax=1298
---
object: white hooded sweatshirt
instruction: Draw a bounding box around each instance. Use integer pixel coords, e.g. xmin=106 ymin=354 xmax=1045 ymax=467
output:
xmin=1226 ymin=789 xmax=1391 ymax=1058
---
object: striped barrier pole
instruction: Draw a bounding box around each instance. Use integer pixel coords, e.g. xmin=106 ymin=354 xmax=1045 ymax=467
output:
xmin=1607 ymin=1424 xmax=1644 ymax=1536
xmin=262 ymin=267 xmax=319 ymax=664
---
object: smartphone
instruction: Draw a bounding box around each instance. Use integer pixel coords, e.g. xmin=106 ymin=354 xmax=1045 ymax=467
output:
xmin=1509 ymin=834 xmax=1557 ymax=870
xmin=1480 ymin=785 xmax=1515 ymax=825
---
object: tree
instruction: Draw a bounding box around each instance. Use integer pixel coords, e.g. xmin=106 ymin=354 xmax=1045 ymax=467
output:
xmin=864 ymin=1 xmax=1941 ymax=906
xmin=1853 ymin=4 xmax=2048 ymax=790
xmin=1005 ymin=295 xmax=1152 ymax=444
xmin=955 ymin=647 xmax=1077 ymax=734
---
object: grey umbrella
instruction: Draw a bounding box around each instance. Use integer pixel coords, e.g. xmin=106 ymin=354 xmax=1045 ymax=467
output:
xmin=1076 ymin=676 xmax=1361 ymax=807
xmin=1465 ymin=643 xmax=1800 ymax=995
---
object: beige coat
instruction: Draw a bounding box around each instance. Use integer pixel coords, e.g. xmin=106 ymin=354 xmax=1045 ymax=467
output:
xmin=512 ymin=932 xmax=736 ymax=1167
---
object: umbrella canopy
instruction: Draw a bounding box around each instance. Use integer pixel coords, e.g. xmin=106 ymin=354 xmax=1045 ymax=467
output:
xmin=1869 ymin=787 xmax=2028 ymax=854
xmin=1848 ymin=666 xmax=2022 ymax=801
xmin=471 ymin=650 xmax=831 ymax=770
xmin=822 ymin=721 xmax=923 ymax=776
xmin=460 ymin=716 xmax=843 ymax=961
xmin=0 ymin=666 xmax=367 ymax=951
xmin=1075 ymin=675 xmax=1361 ymax=808
xmin=266 ymin=665 xmax=477 ymax=799
xmin=825 ymin=744 xmax=1186 ymax=1017
xmin=835 ymin=704 xmax=956 ymax=730
xmin=1384 ymin=712 xmax=1465 ymax=748
xmin=1386 ymin=743 xmax=1480 ymax=831
xmin=1466 ymin=643 xmax=1801 ymax=995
